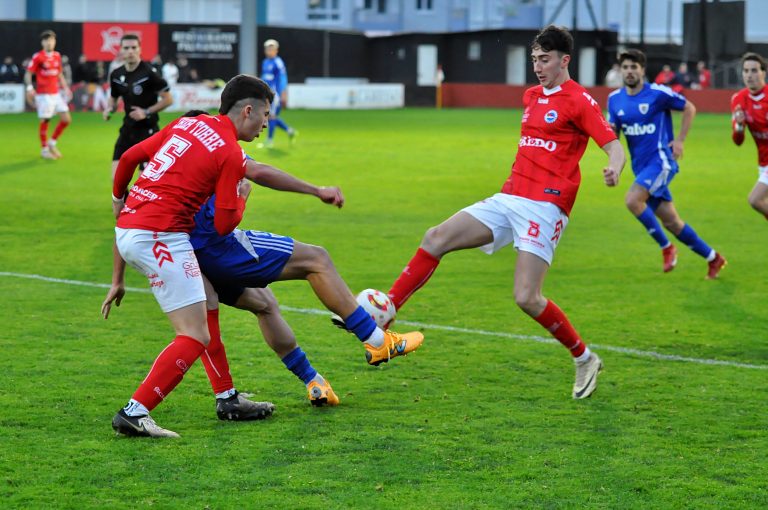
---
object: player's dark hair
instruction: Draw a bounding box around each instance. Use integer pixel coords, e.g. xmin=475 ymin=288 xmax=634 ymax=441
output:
xmin=120 ymin=34 xmax=140 ymax=45
xmin=182 ymin=110 xmax=209 ymax=118
xmin=40 ymin=30 xmax=56 ymax=41
xmin=741 ymin=52 xmax=766 ymax=72
xmin=618 ymin=49 xmax=646 ymax=68
xmin=218 ymin=74 xmax=274 ymax=114
xmin=532 ymin=25 xmax=573 ymax=56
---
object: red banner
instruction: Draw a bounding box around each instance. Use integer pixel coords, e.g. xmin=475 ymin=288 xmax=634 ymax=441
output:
xmin=82 ymin=22 xmax=158 ymax=61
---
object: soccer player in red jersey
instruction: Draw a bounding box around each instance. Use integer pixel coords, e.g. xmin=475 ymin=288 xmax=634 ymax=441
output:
xmin=731 ymin=52 xmax=768 ymax=220
xmin=105 ymin=75 xmax=276 ymax=438
xmin=386 ymin=25 xmax=625 ymax=399
xmin=24 ymin=30 xmax=71 ymax=160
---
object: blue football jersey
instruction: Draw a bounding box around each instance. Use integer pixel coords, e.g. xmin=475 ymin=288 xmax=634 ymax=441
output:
xmin=261 ymin=56 xmax=287 ymax=94
xmin=607 ymin=82 xmax=686 ymax=171
xmin=190 ymin=194 xmax=228 ymax=251
xmin=190 ymin=154 xmax=255 ymax=251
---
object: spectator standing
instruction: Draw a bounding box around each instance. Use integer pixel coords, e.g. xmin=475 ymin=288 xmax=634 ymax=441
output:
xmin=0 ymin=56 xmax=22 ymax=83
xmin=604 ymin=63 xmax=623 ymax=88
xmin=162 ymin=58 xmax=179 ymax=87
xmin=177 ymin=56 xmax=193 ymax=83
xmin=694 ymin=61 xmax=711 ymax=89
xmin=72 ymin=54 xmax=94 ymax=84
xmin=654 ymin=64 xmax=676 ymax=87
xmin=61 ymin=55 xmax=72 ymax=86
xmin=675 ymin=62 xmax=694 ymax=90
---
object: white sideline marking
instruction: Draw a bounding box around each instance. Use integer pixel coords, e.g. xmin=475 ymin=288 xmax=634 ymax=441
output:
xmin=2 ymin=271 xmax=767 ymax=371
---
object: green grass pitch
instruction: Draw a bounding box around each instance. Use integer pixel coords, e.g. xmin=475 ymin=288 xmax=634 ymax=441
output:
xmin=0 ymin=108 xmax=766 ymax=508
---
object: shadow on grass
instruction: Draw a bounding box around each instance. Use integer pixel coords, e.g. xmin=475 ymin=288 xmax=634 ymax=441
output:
xmin=0 ymin=158 xmax=46 ymax=175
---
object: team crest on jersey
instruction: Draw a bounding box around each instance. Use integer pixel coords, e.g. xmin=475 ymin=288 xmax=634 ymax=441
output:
xmin=133 ymin=84 xmax=143 ymax=95
xmin=544 ymin=110 xmax=558 ymax=123
xmin=638 ymin=103 xmax=649 ymax=114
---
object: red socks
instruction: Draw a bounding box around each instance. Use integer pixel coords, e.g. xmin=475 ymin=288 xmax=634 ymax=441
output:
xmin=39 ymin=120 xmax=49 ymax=146
xmin=51 ymin=119 xmax=70 ymax=141
xmin=200 ymin=309 xmax=234 ymax=395
xmin=388 ymin=247 xmax=440 ymax=310
xmin=534 ymin=300 xmax=586 ymax=357
xmin=131 ymin=335 xmax=205 ymax=411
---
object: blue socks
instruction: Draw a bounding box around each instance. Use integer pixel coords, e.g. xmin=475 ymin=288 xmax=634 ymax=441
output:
xmin=636 ymin=207 xmax=670 ymax=248
xmin=675 ymin=224 xmax=714 ymax=259
xmin=344 ymin=306 xmax=377 ymax=342
xmin=268 ymin=118 xmax=291 ymax=140
xmin=281 ymin=347 xmax=317 ymax=385
xmin=274 ymin=118 xmax=290 ymax=131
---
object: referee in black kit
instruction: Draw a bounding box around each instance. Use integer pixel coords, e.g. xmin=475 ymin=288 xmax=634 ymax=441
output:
xmin=104 ymin=34 xmax=173 ymax=178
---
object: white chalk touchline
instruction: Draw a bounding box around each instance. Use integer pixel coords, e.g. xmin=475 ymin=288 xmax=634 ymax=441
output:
xmin=2 ymin=271 xmax=766 ymax=371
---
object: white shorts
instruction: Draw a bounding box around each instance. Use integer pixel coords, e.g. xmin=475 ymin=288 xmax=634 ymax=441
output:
xmin=461 ymin=193 xmax=569 ymax=265
xmin=115 ymin=228 xmax=205 ymax=313
xmin=758 ymin=165 xmax=768 ymax=186
xmin=35 ymin=93 xmax=69 ymax=119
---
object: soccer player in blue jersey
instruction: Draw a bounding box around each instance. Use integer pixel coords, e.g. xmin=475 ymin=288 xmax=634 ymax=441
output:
xmin=607 ymin=49 xmax=726 ymax=279
xmin=191 ymin=165 xmax=345 ymax=406
xmin=191 ymin=169 xmax=424 ymax=381
xmin=260 ymin=39 xmax=296 ymax=148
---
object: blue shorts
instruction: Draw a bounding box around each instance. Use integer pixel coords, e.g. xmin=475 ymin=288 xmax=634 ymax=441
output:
xmin=195 ymin=230 xmax=294 ymax=306
xmin=634 ymin=162 xmax=677 ymax=210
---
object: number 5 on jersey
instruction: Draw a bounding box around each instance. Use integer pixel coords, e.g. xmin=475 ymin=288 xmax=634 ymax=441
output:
xmin=142 ymin=134 xmax=192 ymax=182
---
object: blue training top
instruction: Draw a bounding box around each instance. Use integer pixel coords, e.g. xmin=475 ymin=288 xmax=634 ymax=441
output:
xmin=607 ymin=82 xmax=687 ymax=172
xmin=261 ymin=56 xmax=288 ymax=95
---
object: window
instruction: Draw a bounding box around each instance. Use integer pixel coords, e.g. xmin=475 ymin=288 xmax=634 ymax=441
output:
xmin=364 ymin=0 xmax=387 ymax=12
xmin=468 ymin=41 xmax=481 ymax=61
xmin=416 ymin=0 xmax=433 ymax=12
xmin=308 ymin=0 xmax=340 ymax=20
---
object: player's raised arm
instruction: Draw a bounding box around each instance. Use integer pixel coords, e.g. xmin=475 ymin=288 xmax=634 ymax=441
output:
xmin=601 ymin=139 xmax=625 ymax=187
xmin=245 ymin=159 xmax=344 ymax=208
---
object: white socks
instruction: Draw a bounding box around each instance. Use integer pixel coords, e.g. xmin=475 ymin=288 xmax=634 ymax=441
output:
xmin=215 ymin=388 xmax=237 ymax=400
xmin=574 ymin=348 xmax=592 ymax=364
xmin=364 ymin=327 xmax=385 ymax=347
xmin=123 ymin=399 xmax=149 ymax=417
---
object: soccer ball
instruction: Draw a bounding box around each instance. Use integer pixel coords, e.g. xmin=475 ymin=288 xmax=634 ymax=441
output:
xmin=356 ymin=289 xmax=396 ymax=330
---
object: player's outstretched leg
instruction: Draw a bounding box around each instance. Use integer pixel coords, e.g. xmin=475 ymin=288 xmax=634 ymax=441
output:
xmin=233 ymin=287 xmax=340 ymax=406
xmin=656 ymin=202 xmax=727 ymax=279
xmin=388 ymin=210 xmax=491 ymax=311
xmin=515 ymin=251 xmax=603 ymax=399
xmin=277 ymin=242 xmax=424 ymax=366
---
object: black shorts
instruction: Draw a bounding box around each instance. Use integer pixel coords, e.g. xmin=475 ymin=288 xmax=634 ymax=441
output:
xmin=112 ymin=122 xmax=160 ymax=160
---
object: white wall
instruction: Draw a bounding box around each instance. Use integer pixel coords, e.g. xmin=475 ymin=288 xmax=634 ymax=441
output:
xmin=54 ymin=0 xmax=150 ymax=21
xmin=0 ymin=0 xmax=26 ymax=20
xmin=163 ymin=0 xmax=241 ymax=24
xmin=746 ymin=0 xmax=768 ymax=43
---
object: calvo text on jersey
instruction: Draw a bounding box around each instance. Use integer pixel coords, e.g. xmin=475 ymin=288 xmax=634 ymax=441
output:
xmin=622 ymin=122 xmax=656 ymax=136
